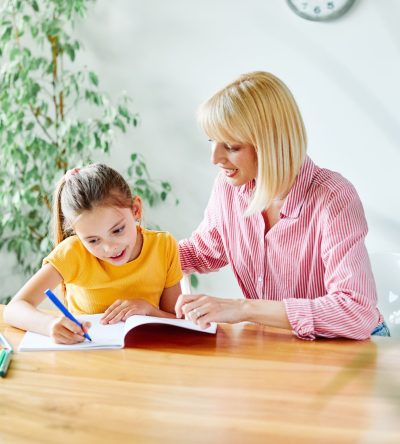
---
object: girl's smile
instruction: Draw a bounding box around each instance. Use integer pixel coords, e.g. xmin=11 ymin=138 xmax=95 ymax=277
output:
xmin=108 ymin=248 xmax=127 ymax=262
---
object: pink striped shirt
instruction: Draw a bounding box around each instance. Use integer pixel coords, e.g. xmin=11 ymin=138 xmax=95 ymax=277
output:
xmin=179 ymin=156 xmax=382 ymax=340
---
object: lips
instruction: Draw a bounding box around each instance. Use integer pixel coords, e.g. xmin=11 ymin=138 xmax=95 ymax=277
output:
xmin=108 ymin=249 xmax=126 ymax=261
xmin=223 ymin=168 xmax=238 ymax=178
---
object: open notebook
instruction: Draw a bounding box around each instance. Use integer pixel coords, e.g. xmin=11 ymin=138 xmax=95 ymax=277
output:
xmin=18 ymin=314 xmax=217 ymax=351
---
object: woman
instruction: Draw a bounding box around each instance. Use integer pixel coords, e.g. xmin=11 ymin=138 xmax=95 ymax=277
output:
xmin=175 ymin=71 xmax=388 ymax=340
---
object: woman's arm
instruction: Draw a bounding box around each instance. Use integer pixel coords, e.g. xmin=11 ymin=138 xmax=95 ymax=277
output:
xmin=284 ymin=189 xmax=379 ymax=340
xmin=179 ymin=175 xmax=229 ymax=274
xmin=175 ymin=294 xmax=291 ymax=330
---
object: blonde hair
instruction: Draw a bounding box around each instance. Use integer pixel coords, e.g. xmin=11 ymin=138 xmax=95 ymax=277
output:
xmin=197 ymin=71 xmax=307 ymax=214
xmin=52 ymin=163 xmax=138 ymax=247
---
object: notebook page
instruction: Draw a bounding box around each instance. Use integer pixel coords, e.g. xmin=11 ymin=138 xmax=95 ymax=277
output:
xmin=124 ymin=315 xmax=217 ymax=335
xmin=18 ymin=314 xmax=125 ymax=351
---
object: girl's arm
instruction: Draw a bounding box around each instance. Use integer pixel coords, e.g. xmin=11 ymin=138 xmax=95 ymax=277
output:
xmin=100 ymin=282 xmax=182 ymax=324
xmin=4 ymin=263 xmax=91 ymax=343
xmin=158 ymin=282 xmax=182 ymax=317
xmin=4 ymin=263 xmax=63 ymax=335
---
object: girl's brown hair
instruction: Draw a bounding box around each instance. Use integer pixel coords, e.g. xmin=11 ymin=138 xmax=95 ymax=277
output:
xmin=52 ymin=163 xmax=136 ymax=247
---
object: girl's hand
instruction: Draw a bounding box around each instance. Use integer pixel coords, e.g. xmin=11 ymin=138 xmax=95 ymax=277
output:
xmin=101 ymin=299 xmax=154 ymax=324
xmin=49 ymin=317 xmax=92 ymax=344
xmin=175 ymin=294 xmax=245 ymax=329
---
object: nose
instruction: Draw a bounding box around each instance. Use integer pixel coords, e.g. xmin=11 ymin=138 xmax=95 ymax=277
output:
xmin=210 ymin=142 xmax=225 ymax=165
xmin=102 ymin=242 xmax=116 ymax=254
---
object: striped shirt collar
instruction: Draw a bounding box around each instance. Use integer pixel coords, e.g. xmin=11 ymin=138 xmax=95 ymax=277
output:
xmin=280 ymin=155 xmax=316 ymax=219
xmin=239 ymin=155 xmax=316 ymax=219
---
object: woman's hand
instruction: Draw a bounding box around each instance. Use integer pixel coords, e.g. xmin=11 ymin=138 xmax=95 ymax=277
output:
xmin=100 ymin=299 xmax=154 ymax=324
xmin=49 ymin=316 xmax=91 ymax=344
xmin=175 ymin=294 xmax=245 ymax=329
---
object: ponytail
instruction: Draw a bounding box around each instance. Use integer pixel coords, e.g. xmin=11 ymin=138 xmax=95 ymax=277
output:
xmin=52 ymin=175 xmax=69 ymax=248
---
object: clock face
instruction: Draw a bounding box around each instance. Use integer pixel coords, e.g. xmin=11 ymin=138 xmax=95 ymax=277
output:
xmin=287 ymin=0 xmax=356 ymax=21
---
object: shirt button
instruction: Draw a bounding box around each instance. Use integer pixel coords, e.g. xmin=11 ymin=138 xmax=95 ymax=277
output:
xmin=257 ymin=276 xmax=263 ymax=283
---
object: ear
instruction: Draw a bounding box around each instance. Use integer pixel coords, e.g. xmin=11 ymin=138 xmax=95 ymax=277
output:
xmin=132 ymin=195 xmax=142 ymax=221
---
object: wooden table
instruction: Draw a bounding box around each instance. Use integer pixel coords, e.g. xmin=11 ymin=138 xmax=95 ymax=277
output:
xmin=1 ymin=305 xmax=399 ymax=444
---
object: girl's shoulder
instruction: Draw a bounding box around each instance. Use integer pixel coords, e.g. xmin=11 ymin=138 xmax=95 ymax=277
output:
xmin=46 ymin=235 xmax=87 ymax=262
xmin=141 ymin=228 xmax=179 ymax=254
xmin=43 ymin=235 xmax=89 ymax=281
xmin=54 ymin=235 xmax=84 ymax=252
xmin=141 ymin=228 xmax=177 ymax=243
xmin=140 ymin=229 xmax=179 ymax=264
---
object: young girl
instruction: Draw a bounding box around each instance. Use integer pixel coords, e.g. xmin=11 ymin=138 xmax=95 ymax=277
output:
xmin=4 ymin=163 xmax=183 ymax=344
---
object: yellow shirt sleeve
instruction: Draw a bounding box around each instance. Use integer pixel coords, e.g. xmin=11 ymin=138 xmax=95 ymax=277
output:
xmin=164 ymin=232 xmax=184 ymax=288
xmin=43 ymin=236 xmax=85 ymax=283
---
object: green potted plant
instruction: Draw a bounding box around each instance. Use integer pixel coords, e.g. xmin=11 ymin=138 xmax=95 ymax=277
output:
xmin=0 ymin=0 xmax=175 ymax=303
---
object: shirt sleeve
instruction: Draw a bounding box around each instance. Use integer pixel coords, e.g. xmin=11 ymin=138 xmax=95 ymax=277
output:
xmin=284 ymin=186 xmax=379 ymax=340
xmin=179 ymin=176 xmax=229 ymax=274
xmin=164 ymin=233 xmax=184 ymax=288
xmin=43 ymin=236 xmax=83 ymax=283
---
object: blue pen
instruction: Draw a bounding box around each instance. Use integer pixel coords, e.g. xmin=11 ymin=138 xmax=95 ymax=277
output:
xmin=44 ymin=289 xmax=92 ymax=341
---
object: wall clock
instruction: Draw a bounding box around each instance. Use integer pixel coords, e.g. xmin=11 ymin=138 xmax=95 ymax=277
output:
xmin=287 ymin=0 xmax=356 ymax=22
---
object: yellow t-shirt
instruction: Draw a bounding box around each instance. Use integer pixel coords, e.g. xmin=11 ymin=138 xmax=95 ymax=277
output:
xmin=44 ymin=228 xmax=183 ymax=314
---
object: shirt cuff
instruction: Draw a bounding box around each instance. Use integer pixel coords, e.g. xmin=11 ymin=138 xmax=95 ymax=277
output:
xmin=284 ymin=298 xmax=316 ymax=340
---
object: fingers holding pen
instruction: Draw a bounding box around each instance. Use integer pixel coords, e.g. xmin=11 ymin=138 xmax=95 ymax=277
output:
xmin=49 ymin=317 xmax=91 ymax=344
xmin=81 ymin=320 xmax=91 ymax=334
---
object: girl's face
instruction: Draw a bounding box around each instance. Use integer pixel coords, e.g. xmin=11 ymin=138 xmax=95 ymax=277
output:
xmin=73 ymin=201 xmax=142 ymax=266
xmin=210 ymin=140 xmax=258 ymax=186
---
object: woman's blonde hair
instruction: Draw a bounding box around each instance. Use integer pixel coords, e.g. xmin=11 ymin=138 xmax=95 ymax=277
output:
xmin=52 ymin=163 xmax=138 ymax=248
xmin=197 ymin=71 xmax=307 ymax=214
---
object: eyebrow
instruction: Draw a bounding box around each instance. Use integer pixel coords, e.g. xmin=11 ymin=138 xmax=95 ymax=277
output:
xmin=83 ymin=218 xmax=125 ymax=240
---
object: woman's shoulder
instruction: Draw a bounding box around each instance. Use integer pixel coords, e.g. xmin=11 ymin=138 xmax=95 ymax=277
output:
xmin=312 ymin=163 xmax=358 ymax=199
xmin=307 ymin=161 xmax=364 ymax=220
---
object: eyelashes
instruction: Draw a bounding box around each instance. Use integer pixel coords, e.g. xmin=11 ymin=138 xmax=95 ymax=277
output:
xmin=85 ymin=226 xmax=125 ymax=245
xmin=208 ymin=139 xmax=241 ymax=152
xmin=113 ymin=226 xmax=125 ymax=234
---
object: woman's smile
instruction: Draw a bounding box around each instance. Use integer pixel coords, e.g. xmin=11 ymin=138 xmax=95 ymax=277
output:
xmin=211 ymin=141 xmax=257 ymax=186
xmin=223 ymin=167 xmax=239 ymax=178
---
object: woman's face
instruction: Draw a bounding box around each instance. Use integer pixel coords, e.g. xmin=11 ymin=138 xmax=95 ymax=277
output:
xmin=210 ymin=140 xmax=258 ymax=186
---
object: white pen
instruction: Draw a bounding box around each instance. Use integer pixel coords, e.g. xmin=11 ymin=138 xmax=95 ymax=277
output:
xmin=0 ymin=332 xmax=13 ymax=351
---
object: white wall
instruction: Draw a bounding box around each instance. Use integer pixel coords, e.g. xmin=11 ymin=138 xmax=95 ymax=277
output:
xmin=1 ymin=0 xmax=399 ymax=299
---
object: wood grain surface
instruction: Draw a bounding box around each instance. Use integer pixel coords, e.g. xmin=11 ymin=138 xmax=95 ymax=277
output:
xmin=1 ymin=306 xmax=399 ymax=444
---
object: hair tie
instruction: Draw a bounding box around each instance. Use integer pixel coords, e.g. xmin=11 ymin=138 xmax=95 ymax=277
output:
xmin=65 ymin=168 xmax=80 ymax=180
